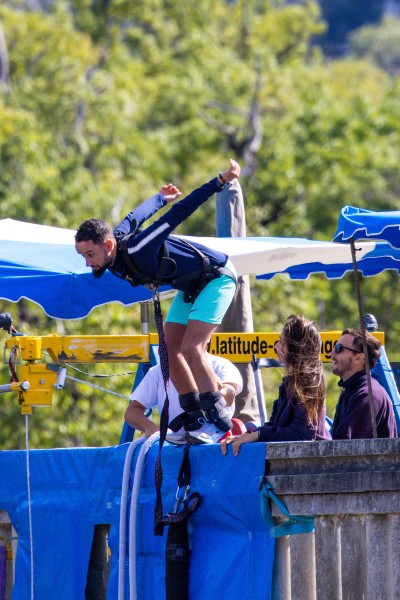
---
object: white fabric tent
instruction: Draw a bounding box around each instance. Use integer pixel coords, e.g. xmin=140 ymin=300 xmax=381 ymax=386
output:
xmin=0 ymin=218 xmax=396 ymax=319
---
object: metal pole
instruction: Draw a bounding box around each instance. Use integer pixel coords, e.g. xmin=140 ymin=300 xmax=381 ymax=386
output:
xmin=350 ymin=238 xmax=378 ymax=438
xmin=140 ymin=302 xmax=149 ymax=335
xmin=251 ymin=355 xmax=267 ymax=425
xmin=0 ymin=381 xmax=29 ymax=393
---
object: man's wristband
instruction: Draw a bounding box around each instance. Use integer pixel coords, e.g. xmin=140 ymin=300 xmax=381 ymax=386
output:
xmin=218 ymin=172 xmax=227 ymax=185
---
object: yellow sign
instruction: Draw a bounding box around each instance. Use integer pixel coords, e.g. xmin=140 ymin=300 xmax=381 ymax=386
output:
xmin=208 ymin=331 xmax=385 ymax=363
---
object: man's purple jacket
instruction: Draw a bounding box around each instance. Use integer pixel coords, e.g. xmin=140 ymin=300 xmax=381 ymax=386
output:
xmin=331 ymin=370 xmax=398 ymax=439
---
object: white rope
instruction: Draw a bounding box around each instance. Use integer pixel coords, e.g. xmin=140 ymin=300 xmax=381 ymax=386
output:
xmin=65 ymin=375 xmax=131 ymax=400
xmin=129 ymin=432 xmax=160 ymax=600
xmin=118 ymin=437 xmax=145 ymax=600
xmin=25 ymin=414 xmax=34 ymax=600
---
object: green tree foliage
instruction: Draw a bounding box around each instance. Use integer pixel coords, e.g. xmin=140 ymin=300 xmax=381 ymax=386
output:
xmin=1 ymin=0 xmax=400 ymax=446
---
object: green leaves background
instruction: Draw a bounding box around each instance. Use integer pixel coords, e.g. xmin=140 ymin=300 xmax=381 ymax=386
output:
xmin=1 ymin=0 xmax=400 ymax=448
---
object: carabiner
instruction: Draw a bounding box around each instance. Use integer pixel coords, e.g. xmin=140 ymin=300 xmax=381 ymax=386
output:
xmin=174 ymin=484 xmax=190 ymax=513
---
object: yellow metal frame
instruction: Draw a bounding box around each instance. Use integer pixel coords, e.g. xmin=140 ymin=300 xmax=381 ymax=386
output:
xmin=4 ymin=334 xmax=157 ymax=364
xmin=2 ymin=330 xmax=385 ymax=413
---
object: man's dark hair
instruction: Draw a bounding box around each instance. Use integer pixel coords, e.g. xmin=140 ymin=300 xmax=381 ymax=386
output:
xmin=75 ymin=219 xmax=114 ymax=244
xmin=342 ymin=328 xmax=381 ymax=368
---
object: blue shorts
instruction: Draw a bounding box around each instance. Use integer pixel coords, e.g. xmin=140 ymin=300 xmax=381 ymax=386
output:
xmin=165 ymin=260 xmax=237 ymax=325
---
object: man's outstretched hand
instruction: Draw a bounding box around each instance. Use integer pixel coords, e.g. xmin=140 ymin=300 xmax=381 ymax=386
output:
xmin=159 ymin=183 xmax=182 ymax=203
xmin=159 ymin=159 xmax=240 ymax=203
xmin=220 ymin=159 xmax=241 ymax=183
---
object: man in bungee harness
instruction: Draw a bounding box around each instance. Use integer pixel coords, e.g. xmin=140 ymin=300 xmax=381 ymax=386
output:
xmin=75 ymin=159 xmax=240 ymax=444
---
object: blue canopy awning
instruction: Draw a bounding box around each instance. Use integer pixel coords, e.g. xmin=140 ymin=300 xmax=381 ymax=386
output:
xmin=256 ymin=239 xmax=400 ymax=281
xmin=333 ymin=205 xmax=400 ymax=249
xmin=1 ymin=217 xmax=400 ymax=320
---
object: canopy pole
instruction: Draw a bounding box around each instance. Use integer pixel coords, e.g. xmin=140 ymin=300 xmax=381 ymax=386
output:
xmin=350 ymin=238 xmax=378 ymax=438
xmin=140 ymin=301 xmax=149 ymax=334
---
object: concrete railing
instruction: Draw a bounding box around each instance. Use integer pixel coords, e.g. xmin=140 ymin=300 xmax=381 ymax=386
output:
xmin=265 ymin=438 xmax=400 ymax=600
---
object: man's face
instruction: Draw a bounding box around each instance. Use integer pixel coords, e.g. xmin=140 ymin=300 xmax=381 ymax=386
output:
xmin=330 ymin=333 xmax=363 ymax=381
xmin=75 ymin=239 xmax=114 ymax=278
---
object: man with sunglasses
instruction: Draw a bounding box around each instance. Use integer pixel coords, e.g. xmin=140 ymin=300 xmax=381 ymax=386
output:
xmin=330 ymin=328 xmax=398 ymax=439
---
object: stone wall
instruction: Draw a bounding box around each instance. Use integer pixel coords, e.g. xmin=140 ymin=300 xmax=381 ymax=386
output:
xmin=265 ymin=438 xmax=400 ymax=600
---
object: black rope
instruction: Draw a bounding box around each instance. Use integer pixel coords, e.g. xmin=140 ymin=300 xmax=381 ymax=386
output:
xmin=153 ymin=290 xmax=171 ymax=536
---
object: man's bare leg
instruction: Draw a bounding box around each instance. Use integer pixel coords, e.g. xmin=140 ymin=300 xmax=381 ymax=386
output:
xmin=181 ymin=320 xmax=233 ymax=432
xmin=164 ymin=321 xmax=207 ymax=432
xmin=179 ymin=320 xmax=219 ymax=392
xmin=165 ymin=320 xmax=220 ymax=393
xmin=164 ymin=322 xmax=197 ymax=394
xmin=165 ymin=320 xmax=232 ymax=433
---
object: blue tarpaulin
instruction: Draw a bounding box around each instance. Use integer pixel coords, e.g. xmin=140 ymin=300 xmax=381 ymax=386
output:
xmin=0 ymin=441 xmax=273 ymax=600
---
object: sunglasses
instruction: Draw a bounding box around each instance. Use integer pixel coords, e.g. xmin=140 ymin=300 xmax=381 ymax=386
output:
xmin=333 ymin=343 xmax=360 ymax=354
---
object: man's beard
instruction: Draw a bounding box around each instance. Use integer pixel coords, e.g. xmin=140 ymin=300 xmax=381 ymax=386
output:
xmin=92 ymin=260 xmax=112 ymax=279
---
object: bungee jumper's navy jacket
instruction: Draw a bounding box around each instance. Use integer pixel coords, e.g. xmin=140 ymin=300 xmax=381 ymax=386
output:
xmin=108 ymin=177 xmax=231 ymax=296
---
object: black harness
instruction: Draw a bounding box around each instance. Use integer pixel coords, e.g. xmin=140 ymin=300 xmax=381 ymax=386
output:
xmin=119 ymin=233 xmax=236 ymax=303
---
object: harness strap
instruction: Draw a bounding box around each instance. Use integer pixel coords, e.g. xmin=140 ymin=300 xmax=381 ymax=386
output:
xmin=162 ymin=445 xmax=201 ymax=600
xmin=177 ymin=440 xmax=191 ymax=486
xmin=180 ymin=241 xmax=237 ymax=303
xmin=151 ymin=287 xmax=204 ymax=535
xmin=168 ymin=412 xmax=186 ymax=432
xmin=260 ymin=478 xmax=314 ymax=538
xmin=118 ymin=233 xmax=235 ymax=298
xmin=161 ymin=492 xmax=201 ymax=525
xmin=217 ymin=265 xmax=236 ymax=278
xmin=119 ymin=232 xmax=177 ymax=289
xmin=180 ymin=239 xmax=236 ymax=282
xmin=153 ymin=291 xmax=171 ymax=536
xmin=161 ymin=444 xmax=201 ymax=525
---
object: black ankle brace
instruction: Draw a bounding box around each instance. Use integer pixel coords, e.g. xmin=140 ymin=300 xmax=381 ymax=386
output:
xmin=199 ymin=391 xmax=232 ymax=432
xmin=177 ymin=391 xmax=206 ymax=432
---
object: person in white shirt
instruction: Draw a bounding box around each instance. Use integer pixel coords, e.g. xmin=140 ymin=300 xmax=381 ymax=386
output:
xmin=124 ymin=353 xmax=243 ymax=444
